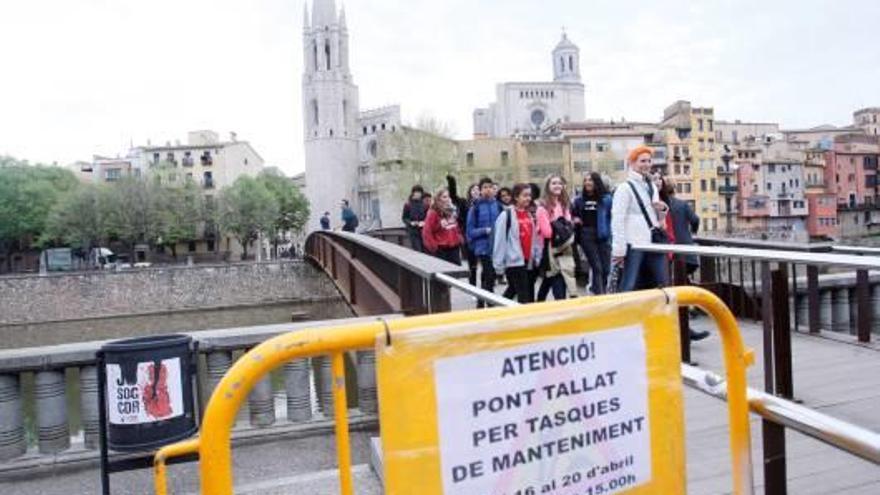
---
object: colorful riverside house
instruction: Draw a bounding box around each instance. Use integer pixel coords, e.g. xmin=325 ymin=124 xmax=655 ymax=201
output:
xmin=824 ymin=134 xmax=880 ymax=238
xmin=804 ymin=148 xmax=838 ymax=239
xmin=660 ymin=101 xmax=720 ymax=232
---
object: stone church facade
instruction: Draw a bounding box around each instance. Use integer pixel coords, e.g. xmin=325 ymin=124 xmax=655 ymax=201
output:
xmin=473 ymin=33 xmax=586 ymax=139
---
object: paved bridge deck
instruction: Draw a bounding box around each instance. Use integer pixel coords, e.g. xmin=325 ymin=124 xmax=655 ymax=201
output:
xmin=2 ymin=297 xmax=877 ymax=494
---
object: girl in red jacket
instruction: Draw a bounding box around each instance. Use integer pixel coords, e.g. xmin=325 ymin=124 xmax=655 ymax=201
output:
xmin=422 ymin=187 xmax=463 ymax=264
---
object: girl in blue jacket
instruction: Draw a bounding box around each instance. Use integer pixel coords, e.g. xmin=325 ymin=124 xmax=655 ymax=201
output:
xmin=572 ymin=172 xmax=612 ymax=294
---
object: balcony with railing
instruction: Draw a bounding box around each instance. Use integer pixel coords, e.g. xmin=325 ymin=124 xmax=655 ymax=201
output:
xmin=718 ymin=185 xmax=738 ymax=195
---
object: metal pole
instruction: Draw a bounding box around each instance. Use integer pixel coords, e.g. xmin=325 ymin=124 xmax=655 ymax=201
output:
xmin=807 ymin=265 xmax=820 ymax=334
xmin=856 ymin=269 xmax=871 ymax=342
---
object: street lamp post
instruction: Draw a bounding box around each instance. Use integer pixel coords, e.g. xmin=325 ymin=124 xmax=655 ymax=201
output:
xmin=721 ymin=145 xmax=734 ymax=236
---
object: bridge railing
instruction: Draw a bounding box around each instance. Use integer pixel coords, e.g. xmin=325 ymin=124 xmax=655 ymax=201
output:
xmin=0 ymin=316 xmax=387 ymax=476
xmin=634 ymin=241 xmax=880 ymax=493
xmin=305 ymin=230 xmax=467 ymax=315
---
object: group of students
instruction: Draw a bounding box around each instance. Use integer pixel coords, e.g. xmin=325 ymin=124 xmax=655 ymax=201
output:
xmin=402 ymin=145 xmax=707 ymax=333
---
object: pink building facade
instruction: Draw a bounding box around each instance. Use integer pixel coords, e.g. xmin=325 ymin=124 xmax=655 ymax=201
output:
xmin=824 ymin=135 xmax=879 ymax=208
xmin=806 ymin=193 xmax=838 ymax=238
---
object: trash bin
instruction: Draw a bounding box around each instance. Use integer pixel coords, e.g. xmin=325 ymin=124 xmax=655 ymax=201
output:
xmin=101 ymin=334 xmax=197 ymax=452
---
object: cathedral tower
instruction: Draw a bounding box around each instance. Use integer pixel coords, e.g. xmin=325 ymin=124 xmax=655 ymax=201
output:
xmin=552 ymin=32 xmax=581 ymax=82
xmin=302 ymin=0 xmax=360 ymax=231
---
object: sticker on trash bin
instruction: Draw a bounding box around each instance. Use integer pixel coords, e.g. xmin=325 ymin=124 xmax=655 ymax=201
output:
xmin=106 ymin=358 xmax=185 ymax=424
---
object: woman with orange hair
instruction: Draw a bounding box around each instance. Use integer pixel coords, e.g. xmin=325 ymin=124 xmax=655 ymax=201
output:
xmin=609 ymin=145 xmax=669 ymax=292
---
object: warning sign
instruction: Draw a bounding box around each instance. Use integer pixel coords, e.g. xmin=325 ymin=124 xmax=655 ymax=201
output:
xmin=433 ymin=326 xmax=650 ymax=495
xmin=106 ymin=358 xmax=185 ymax=425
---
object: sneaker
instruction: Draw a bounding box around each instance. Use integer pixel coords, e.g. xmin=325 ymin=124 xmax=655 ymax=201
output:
xmin=689 ymin=330 xmax=710 ymax=341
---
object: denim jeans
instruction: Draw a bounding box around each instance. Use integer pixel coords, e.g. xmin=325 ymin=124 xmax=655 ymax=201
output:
xmin=618 ymin=247 xmax=668 ymax=292
xmin=536 ymin=274 xmax=566 ymax=301
xmin=581 ymin=227 xmax=610 ymax=295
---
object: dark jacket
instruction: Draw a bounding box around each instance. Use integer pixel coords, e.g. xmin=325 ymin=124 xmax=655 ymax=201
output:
xmin=447 ymin=175 xmax=470 ymax=243
xmin=401 ymin=199 xmax=427 ymax=229
xmin=466 ymin=197 xmax=501 ymax=256
xmin=572 ymin=193 xmax=612 ymax=242
xmin=341 ymin=207 xmax=358 ymax=232
xmin=667 ymin=196 xmax=699 ymax=265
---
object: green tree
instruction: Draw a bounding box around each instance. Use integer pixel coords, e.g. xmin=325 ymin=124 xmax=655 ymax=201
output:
xmin=42 ymin=183 xmax=109 ymax=253
xmin=218 ymin=176 xmax=276 ymax=260
xmin=102 ymin=176 xmax=164 ymax=261
xmin=156 ymin=178 xmax=205 ymax=260
xmin=0 ymin=158 xmax=79 ymax=269
xmin=257 ymin=168 xmax=310 ymax=255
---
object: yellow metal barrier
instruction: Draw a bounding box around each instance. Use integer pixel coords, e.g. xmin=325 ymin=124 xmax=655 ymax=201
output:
xmin=154 ymin=286 xmax=755 ymax=495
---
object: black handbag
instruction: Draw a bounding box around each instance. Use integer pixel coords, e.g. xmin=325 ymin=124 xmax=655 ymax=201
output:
xmin=626 ymin=181 xmax=669 ymax=244
xmin=550 ymin=216 xmax=575 ymax=248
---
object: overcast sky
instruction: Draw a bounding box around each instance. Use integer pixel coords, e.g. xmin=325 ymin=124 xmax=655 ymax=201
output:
xmin=1 ymin=0 xmax=877 ymax=175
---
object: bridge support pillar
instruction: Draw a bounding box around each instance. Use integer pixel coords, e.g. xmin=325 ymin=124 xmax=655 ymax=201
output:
xmin=317 ymin=355 xmax=335 ymax=419
xmin=79 ymin=366 xmax=100 ymax=450
xmin=871 ymin=284 xmax=880 ymax=333
xmin=832 ymin=288 xmax=850 ymax=333
xmin=356 ymin=351 xmax=377 ymax=414
xmin=206 ymin=350 xmax=233 ymax=422
xmin=284 ymin=358 xmax=312 ymax=422
xmin=35 ymin=370 xmax=69 ymax=454
xmin=819 ymin=289 xmax=833 ymax=331
xmin=0 ymin=374 xmax=26 ymax=461
xmin=248 ymin=375 xmax=275 ymax=427
xmin=795 ymin=294 xmax=808 ymax=333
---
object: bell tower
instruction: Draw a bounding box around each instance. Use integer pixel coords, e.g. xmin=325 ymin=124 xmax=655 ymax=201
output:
xmin=302 ymin=0 xmax=360 ymax=230
xmin=552 ymin=31 xmax=581 ymax=83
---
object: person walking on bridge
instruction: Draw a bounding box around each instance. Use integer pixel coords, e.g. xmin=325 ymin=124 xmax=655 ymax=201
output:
xmin=467 ymin=177 xmax=502 ymax=308
xmin=536 ymin=174 xmax=577 ymax=300
xmin=401 ymin=185 xmax=427 ymax=252
xmin=493 ymin=183 xmax=540 ymax=303
xmin=422 ymin=187 xmax=463 ymax=265
xmin=572 ymin=172 xmax=612 ymax=295
xmin=610 ymin=146 xmax=669 ymax=292
xmin=340 ymin=200 xmax=358 ymax=233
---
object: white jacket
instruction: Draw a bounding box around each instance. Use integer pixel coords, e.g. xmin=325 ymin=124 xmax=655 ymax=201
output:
xmin=611 ymin=170 xmax=661 ymax=257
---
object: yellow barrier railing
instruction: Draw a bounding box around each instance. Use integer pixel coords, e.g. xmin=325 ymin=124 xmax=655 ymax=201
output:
xmin=154 ymin=286 xmax=755 ymax=495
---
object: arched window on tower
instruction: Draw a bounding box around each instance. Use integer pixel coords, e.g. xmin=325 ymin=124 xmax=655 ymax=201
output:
xmin=569 ymin=55 xmax=573 ymax=72
xmin=310 ymin=99 xmax=319 ymax=127
xmin=560 ymin=57 xmax=565 ymax=72
xmin=325 ymin=41 xmax=331 ymax=70
xmin=312 ymin=42 xmax=318 ymax=71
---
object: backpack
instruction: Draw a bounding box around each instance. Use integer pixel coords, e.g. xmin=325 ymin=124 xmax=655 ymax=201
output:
xmin=550 ymin=216 xmax=574 ymax=248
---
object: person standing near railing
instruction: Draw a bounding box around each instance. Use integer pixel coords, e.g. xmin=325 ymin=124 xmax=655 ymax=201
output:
xmin=447 ymin=175 xmax=480 ymax=285
xmin=611 ymin=146 xmax=669 ymax=292
xmin=422 ymin=187 xmax=463 ymax=265
xmin=466 ymin=177 xmax=502 ymax=308
xmin=572 ymin=172 xmax=613 ymax=295
xmin=340 ymin=200 xmax=359 ymax=233
xmin=401 ymin=185 xmax=427 ymax=252
xmin=492 ymin=183 xmax=540 ymax=303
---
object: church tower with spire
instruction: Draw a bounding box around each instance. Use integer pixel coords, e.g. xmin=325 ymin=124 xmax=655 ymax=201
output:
xmin=302 ymin=0 xmax=360 ymax=231
xmin=552 ymin=32 xmax=581 ymax=82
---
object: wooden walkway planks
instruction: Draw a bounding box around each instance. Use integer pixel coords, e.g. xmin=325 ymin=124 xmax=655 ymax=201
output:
xmin=686 ymin=317 xmax=880 ymax=494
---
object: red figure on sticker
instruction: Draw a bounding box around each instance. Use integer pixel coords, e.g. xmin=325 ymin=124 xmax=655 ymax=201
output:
xmin=142 ymin=362 xmax=172 ymax=419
